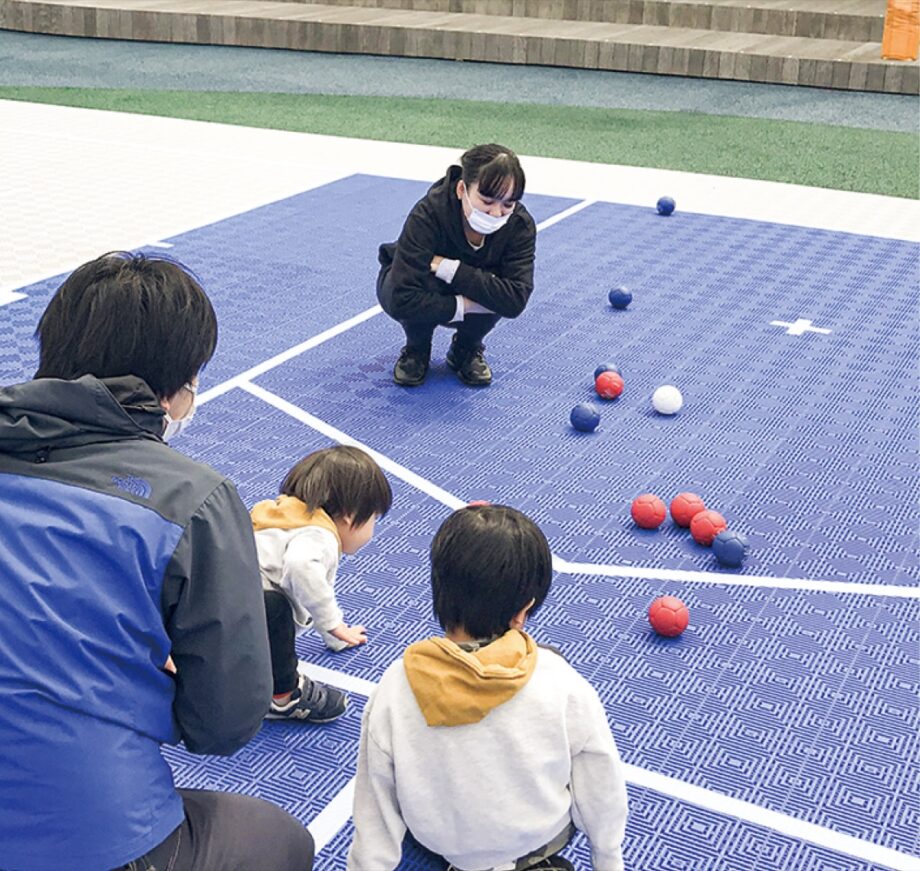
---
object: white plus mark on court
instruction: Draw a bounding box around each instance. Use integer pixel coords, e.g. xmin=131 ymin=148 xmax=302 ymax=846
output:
xmin=770 ymin=318 xmax=832 ymax=336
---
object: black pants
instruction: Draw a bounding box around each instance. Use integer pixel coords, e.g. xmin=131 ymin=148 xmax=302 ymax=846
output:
xmin=264 ymin=589 xmax=299 ymax=696
xmin=377 ymin=265 xmax=501 ymax=352
xmin=120 ymin=789 xmax=314 ymax=871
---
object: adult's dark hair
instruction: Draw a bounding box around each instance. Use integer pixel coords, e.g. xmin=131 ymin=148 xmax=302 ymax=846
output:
xmin=430 ymin=504 xmax=552 ymax=638
xmin=459 ymin=143 xmax=525 ymax=202
xmin=281 ymin=446 xmax=393 ymax=528
xmin=35 ymin=252 xmax=217 ymax=399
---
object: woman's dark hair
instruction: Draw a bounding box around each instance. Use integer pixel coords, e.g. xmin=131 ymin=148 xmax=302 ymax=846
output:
xmin=459 ymin=143 xmax=525 ymax=202
xmin=35 ymin=252 xmax=217 ymax=399
xmin=430 ymin=504 xmax=552 ymax=638
xmin=281 ymin=446 xmax=393 ymax=528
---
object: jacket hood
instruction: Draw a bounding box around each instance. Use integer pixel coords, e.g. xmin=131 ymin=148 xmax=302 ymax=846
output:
xmin=0 ymin=375 xmax=165 ymax=454
xmin=250 ymin=496 xmax=342 ymax=551
xmin=403 ymin=629 xmax=538 ymax=727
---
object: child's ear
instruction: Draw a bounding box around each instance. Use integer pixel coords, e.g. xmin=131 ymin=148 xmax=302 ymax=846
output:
xmin=509 ymin=598 xmax=536 ymax=631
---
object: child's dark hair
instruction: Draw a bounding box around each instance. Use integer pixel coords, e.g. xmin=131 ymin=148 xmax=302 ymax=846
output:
xmin=459 ymin=144 xmax=525 ymax=202
xmin=430 ymin=505 xmax=552 ymax=638
xmin=35 ymin=252 xmax=217 ymax=400
xmin=280 ymin=446 xmax=393 ymax=528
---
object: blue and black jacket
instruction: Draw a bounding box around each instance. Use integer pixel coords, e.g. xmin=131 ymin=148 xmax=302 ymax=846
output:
xmin=0 ymin=374 xmax=273 ymax=871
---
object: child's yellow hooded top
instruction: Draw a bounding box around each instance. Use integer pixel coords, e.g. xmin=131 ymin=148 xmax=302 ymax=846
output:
xmin=403 ymin=629 xmax=538 ymax=726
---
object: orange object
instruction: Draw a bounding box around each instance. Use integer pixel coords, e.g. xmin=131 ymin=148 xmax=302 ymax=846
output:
xmin=882 ymin=0 xmax=919 ymax=61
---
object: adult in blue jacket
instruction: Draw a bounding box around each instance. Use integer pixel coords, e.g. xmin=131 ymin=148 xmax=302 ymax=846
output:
xmin=0 ymin=254 xmax=314 ymax=870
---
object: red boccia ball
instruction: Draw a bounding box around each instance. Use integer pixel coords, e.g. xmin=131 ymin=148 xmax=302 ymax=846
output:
xmin=648 ymin=596 xmax=690 ymax=637
xmin=670 ymin=492 xmax=706 ymax=527
xmin=690 ymin=509 xmax=727 ymax=546
xmin=595 ymin=370 xmax=624 ymax=400
xmin=631 ymin=493 xmax=667 ymax=529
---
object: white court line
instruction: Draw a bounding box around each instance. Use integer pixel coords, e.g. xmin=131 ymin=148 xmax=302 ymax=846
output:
xmin=624 ymin=765 xmax=919 ymax=871
xmin=197 ymin=200 xmax=593 ymax=407
xmin=298 ymin=661 xmax=378 ymax=698
xmin=557 ymin=560 xmax=920 ymax=600
xmin=296 ymin=650 xmax=920 ymax=870
xmin=198 ymin=305 xmax=383 ymax=406
xmin=239 ymin=381 xmax=919 ymax=600
xmin=534 ymin=198 xmax=596 ymax=230
xmin=307 ymin=778 xmax=357 ymax=856
xmin=241 ymin=380 xmax=466 ymax=510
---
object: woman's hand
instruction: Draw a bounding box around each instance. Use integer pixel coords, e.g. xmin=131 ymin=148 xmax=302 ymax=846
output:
xmin=430 ymin=255 xmax=444 ymax=273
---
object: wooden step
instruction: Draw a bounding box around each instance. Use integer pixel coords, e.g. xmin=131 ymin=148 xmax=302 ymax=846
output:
xmin=0 ymin=0 xmax=915 ymax=94
xmin=277 ymin=0 xmax=887 ymax=44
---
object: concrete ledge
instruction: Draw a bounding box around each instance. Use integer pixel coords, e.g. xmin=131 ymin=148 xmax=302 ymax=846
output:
xmin=0 ymin=0 xmax=915 ymax=94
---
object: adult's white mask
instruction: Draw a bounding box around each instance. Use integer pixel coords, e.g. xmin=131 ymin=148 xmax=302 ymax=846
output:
xmin=162 ymin=382 xmax=197 ymax=441
xmin=464 ymin=189 xmax=512 ymax=235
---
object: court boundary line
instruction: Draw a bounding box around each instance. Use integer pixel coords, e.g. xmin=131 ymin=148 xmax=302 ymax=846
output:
xmin=239 ymin=381 xmax=919 ymax=600
xmin=295 ymin=666 xmax=917 ymax=870
xmin=197 ymin=199 xmax=596 ymax=406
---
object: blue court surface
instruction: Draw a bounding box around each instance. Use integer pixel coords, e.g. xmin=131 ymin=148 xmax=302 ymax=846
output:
xmin=3 ymin=174 xmax=918 ymax=870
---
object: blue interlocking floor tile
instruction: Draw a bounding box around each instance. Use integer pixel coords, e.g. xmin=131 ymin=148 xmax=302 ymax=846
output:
xmin=162 ymin=693 xmax=367 ymax=826
xmin=170 ymin=387 xmax=919 ymax=857
xmin=4 ymin=177 xmax=918 ymax=869
xmin=251 ymin=199 xmax=919 ymax=586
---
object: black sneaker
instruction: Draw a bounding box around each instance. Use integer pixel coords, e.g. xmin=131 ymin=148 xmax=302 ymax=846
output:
xmin=446 ymin=339 xmax=492 ymax=386
xmin=393 ymin=345 xmax=430 ymax=386
xmin=266 ymin=673 xmax=347 ymax=723
xmin=527 ymin=857 xmax=576 ymax=871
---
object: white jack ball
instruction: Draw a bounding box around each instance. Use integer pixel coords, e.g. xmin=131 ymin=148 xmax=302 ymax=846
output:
xmin=652 ymin=385 xmax=683 ymax=415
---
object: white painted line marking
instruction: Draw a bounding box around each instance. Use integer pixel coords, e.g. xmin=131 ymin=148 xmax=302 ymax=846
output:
xmin=148 ymin=241 xmax=174 ymax=249
xmin=535 ymin=199 xmax=595 ymax=231
xmin=239 ymin=382 xmax=919 ymax=600
xmin=557 ymin=560 xmax=920 ymax=600
xmin=240 ymin=381 xmax=466 ymax=510
xmin=307 ymin=777 xmax=356 ymax=855
xmin=297 ymin=660 xmax=919 ymax=869
xmin=625 ymin=764 xmax=920 ymax=871
xmin=195 ymin=199 xmax=591 ymax=407
xmin=198 ymin=305 xmax=384 ymax=406
xmin=297 ymin=661 xmax=378 ymax=698
xmin=770 ymin=318 xmax=832 ymax=336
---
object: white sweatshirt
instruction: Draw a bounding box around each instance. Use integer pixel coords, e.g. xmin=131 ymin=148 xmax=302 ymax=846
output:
xmin=348 ymin=643 xmax=628 ymax=870
xmin=253 ymin=525 xmax=349 ymax=652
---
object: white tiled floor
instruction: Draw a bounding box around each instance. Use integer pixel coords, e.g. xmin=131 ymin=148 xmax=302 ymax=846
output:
xmin=2 ymin=99 xmax=918 ymax=296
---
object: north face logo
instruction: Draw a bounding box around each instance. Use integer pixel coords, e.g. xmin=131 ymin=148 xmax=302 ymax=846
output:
xmin=112 ymin=475 xmax=152 ymax=500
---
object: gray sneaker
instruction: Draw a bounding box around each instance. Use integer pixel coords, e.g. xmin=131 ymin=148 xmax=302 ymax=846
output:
xmin=266 ymin=673 xmax=347 ymax=723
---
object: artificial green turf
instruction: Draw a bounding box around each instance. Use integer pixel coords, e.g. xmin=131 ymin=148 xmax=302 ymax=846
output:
xmin=2 ymin=86 xmax=917 ymax=198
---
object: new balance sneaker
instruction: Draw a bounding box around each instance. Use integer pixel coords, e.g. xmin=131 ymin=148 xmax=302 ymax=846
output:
xmin=526 ymin=857 xmax=576 ymax=871
xmin=393 ymin=345 xmax=431 ymax=386
xmin=266 ymin=673 xmax=347 ymax=723
xmin=446 ymin=338 xmax=492 ymax=386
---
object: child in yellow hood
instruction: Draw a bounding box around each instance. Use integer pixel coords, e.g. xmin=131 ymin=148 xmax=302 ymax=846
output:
xmin=349 ymin=505 xmax=628 ymax=871
xmin=251 ymin=446 xmax=392 ymax=722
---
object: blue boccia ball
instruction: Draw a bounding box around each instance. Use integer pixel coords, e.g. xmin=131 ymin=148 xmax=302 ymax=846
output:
xmin=713 ymin=530 xmax=749 ymax=567
xmin=594 ymin=362 xmax=620 ymax=380
xmin=570 ymin=402 xmax=601 ymax=432
xmin=657 ymin=196 xmax=676 ymax=216
xmin=608 ymin=287 xmax=632 ymax=309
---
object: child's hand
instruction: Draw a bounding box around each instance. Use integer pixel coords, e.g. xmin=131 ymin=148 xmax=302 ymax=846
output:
xmin=329 ymin=624 xmax=368 ymax=647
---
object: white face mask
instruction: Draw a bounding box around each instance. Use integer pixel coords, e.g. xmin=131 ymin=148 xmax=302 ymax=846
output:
xmin=463 ymin=189 xmax=513 ymax=235
xmin=162 ymin=382 xmax=197 ymax=441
